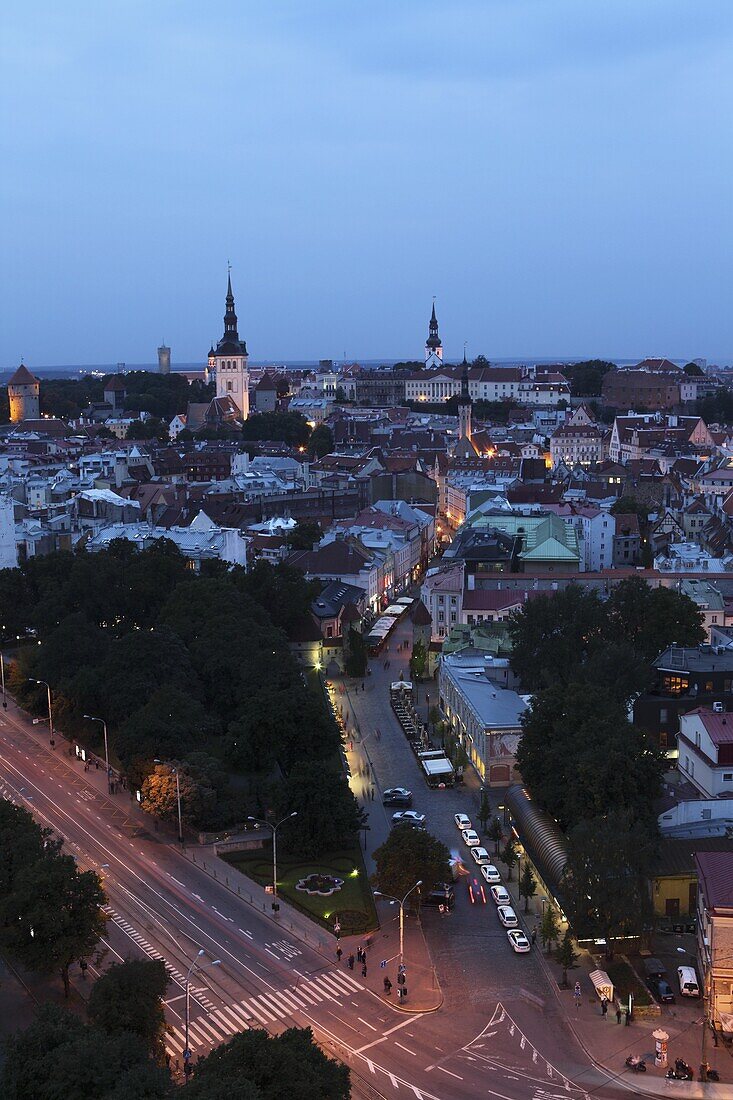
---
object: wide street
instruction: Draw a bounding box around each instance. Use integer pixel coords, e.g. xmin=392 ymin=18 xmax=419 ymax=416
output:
xmin=0 ymin=649 xmax=633 ymax=1100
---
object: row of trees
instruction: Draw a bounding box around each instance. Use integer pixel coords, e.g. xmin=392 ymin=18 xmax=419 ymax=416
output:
xmin=2 ymin=956 xmax=348 ymax=1099
xmin=0 ymin=802 xmax=106 ymax=996
xmin=509 ymin=578 xmax=705 ymax=952
xmin=2 ymin=547 xmax=363 ymax=854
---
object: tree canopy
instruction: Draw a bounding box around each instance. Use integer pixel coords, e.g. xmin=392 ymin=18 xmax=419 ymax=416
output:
xmin=88 ymin=959 xmax=169 ymax=1063
xmin=373 ymin=825 xmax=450 ymax=902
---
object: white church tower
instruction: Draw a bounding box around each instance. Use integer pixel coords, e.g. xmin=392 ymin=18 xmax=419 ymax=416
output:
xmin=211 ymin=273 xmax=250 ymax=420
xmin=425 ymin=300 xmax=443 ymax=369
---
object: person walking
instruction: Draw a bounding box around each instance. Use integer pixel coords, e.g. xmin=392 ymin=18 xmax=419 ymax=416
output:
xmin=531 ymin=928 xmax=537 ymax=945
xmin=383 ymin=977 xmax=392 ymax=996
xmin=356 ymin=947 xmax=363 ymax=964
xmin=574 ymin=981 xmax=581 ymax=1013
xmin=336 ymin=946 xmax=342 ymax=963
xmin=348 ymin=953 xmax=355 ymax=970
xmin=615 ymin=1005 xmax=622 ymax=1024
xmin=601 ymin=995 xmax=608 ymax=1018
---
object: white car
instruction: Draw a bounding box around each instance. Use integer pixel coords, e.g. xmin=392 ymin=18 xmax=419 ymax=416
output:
xmin=507 ymin=929 xmax=531 ymax=953
xmin=497 ymin=905 xmax=518 ymax=928
xmin=480 ymin=864 xmax=501 ymax=884
xmin=490 ymin=884 xmax=511 ymax=906
xmin=454 ymin=813 xmax=472 ymax=830
xmin=471 ymin=846 xmax=491 ymax=866
xmin=392 ymin=810 xmax=426 ymax=828
xmin=462 ymin=829 xmax=481 ymax=847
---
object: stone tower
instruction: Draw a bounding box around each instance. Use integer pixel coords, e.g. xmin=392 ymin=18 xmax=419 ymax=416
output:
xmin=7 ymin=363 xmax=40 ymax=423
xmin=157 ymin=344 xmax=171 ymax=374
xmin=211 ymin=273 xmax=249 ymax=420
xmin=457 ymin=351 xmax=472 ymax=441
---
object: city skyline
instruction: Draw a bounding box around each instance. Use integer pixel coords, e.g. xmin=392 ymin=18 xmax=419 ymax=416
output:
xmin=3 ymin=2 xmax=733 ymax=364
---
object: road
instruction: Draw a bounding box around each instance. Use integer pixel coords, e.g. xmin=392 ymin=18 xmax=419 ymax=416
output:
xmin=0 ymin=690 xmax=632 ymax=1098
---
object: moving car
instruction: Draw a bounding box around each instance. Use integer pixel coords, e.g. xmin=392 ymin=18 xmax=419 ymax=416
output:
xmin=480 ymin=864 xmax=502 ymax=884
xmin=454 ymin=813 xmax=472 ymax=830
xmin=383 ymin=787 xmax=413 ymax=807
xmin=462 ymin=829 xmax=481 ymax=847
xmin=392 ymin=810 xmax=426 ymax=828
xmin=490 ymin=885 xmax=511 ymax=906
xmin=467 ymin=876 xmax=487 ymax=904
xmin=496 ymin=905 xmax=518 ymax=928
xmin=470 ymin=846 xmax=491 ymax=866
xmin=507 ymin=929 xmax=531 ymax=953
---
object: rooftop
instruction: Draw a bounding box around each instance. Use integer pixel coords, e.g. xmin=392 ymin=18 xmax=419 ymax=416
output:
xmin=440 ymin=653 xmax=529 ymax=729
xmin=654 ymin=645 xmax=733 ymax=674
xmin=695 ymin=851 xmax=733 ymax=912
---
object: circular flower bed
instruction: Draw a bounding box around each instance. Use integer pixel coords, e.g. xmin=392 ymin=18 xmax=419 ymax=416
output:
xmin=295 ymin=873 xmax=344 ymax=897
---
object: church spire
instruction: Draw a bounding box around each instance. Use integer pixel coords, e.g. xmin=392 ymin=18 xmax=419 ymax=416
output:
xmin=223 ymin=271 xmax=239 ymax=338
xmin=425 ymin=298 xmax=443 ymax=363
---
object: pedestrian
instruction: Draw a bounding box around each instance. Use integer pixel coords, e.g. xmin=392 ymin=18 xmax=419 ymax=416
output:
xmin=601 ymin=995 xmax=608 ymax=1018
xmin=616 ymin=1005 xmax=622 ymax=1025
xmin=356 ymin=947 xmax=363 ymax=963
xmin=383 ymin=977 xmax=392 ymax=995
xmin=370 ymin=787 xmax=375 ymax=801
xmin=348 ymin=953 xmax=355 ymax=970
xmin=362 ymin=682 xmax=365 ymax=691
xmin=362 ymin=962 xmax=367 ymax=978
xmin=336 ymin=946 xmax=342 ymax=962
xmin=574 ymin=981 xmax=581 ymax=1013
xmin=531 ymin=928 xmax=537 ymax=945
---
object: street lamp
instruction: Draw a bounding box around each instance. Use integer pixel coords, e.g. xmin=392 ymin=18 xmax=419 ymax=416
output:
xmin=0 ymin=651 xmax=6 ymax=709
xmin=374 ymin=880 xmax=423 ymax=971
xmin=29 ymin=678 xmax=54 ymax=745
xmin=247 ymin=812 xmax=297 ymax=901
xmin=184 ymin=949 xmax=221 ymax=1076
xmin=154 ymin=759 xmax=183 ymax=844
xmin=83 ymin=715 xmax=110 ymax=794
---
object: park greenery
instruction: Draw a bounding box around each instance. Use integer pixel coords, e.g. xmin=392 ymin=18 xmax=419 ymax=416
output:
xmin=509 ymin=578 xmax=704 ymax=950
xmin=373 ymin=824 xmax=451 ymax=903
xmin=0 ymin=802 xmax=106 ymax=996
xmin=1 ymin=546 xmax=362 ymax=855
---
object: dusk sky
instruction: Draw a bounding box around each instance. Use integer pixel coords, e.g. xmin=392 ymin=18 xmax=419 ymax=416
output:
xmin=3 ymin=1 xmax=733 ymax=367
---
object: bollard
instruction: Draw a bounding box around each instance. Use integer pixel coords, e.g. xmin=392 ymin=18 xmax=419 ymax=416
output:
xmin=226 ymin=877 xmax=229 ymax=886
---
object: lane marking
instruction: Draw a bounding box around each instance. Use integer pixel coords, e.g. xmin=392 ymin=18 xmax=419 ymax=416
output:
xmin=436 ymin=1066 xmax=463 ymax=1080
xmin=357 ymin=1016 xmax=378 ymax=1032
xmin=394 ymin=1041 xmax=416 ymax=1056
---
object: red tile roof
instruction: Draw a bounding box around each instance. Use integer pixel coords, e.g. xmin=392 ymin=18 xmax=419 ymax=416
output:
xmin=695 ymin=851 xmax=733 ymax=912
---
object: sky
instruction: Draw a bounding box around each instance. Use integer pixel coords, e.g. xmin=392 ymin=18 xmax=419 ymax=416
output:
xmin=2 ymin=0 xmax=733 ymax=367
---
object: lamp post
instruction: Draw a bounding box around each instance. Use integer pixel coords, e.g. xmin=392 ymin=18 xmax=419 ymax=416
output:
xmin=374 ymin=880 xmax=423 ymax=971
xmin=184 ymin=950 xmax=220 ymax=1077
xmin=1 ymin=652 xmax=6 ymax=709
xmin=29 ymin=678 xmax=54 ymax=745
xmin=83 ymin=714 xmax=110 ymax=793
xmin=154 ymin=759 xmax=183 ymax=844
xmin=247 ymin=812 xmax=298 ymax=900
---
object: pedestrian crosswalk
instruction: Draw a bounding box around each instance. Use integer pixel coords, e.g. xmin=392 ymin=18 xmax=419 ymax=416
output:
xmin=166 ymin=968 xmax=364 ymax=1055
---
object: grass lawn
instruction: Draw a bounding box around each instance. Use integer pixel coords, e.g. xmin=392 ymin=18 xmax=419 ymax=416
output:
xmin=224 ymin=846 xmax=378 ymax=936
xmin=607 ymin=959 xmax=652 ymax=1006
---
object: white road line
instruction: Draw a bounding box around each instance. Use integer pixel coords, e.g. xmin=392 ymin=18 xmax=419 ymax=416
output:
xmin=239 ymin=928 xmax=253 ymax=938
xmin=192 ymin=1016 xmax=228 ymax=1042
xmin=256 ymin=993 xmax=287 ymax=1019
xmin=358 ymin=1016 xmax=378 ymax=1032
xmin=394 ymin=1041 xmax=416 ymax=1056
xmin=264 ymin=947 xmax=279 ymax=960
xmin=354 ymin=1016 xmax=416 ymax=1054
xmin=217 ymin=1005 xmax=250 ymax=1030
xmin=436 ymin=1066 xmax=463 ymax=1080
xmin=245 ymin=1001 xmax=277 ymax=1025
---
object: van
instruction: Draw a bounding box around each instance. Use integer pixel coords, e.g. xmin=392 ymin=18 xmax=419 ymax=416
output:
xmin=677 ymin=965 xmax=700 ymax=998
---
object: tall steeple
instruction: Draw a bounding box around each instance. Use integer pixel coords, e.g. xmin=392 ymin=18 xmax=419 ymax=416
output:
xmin=457 ymin=346 xmax=472 ymax=442
xmin=209 ymin=269 xmax=249 ymax=420
xmin=425 ymin=299 xmax=443 ymax=366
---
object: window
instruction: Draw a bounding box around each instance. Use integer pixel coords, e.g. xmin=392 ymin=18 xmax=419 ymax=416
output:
xmin=663 ymin=675 xmax=689 ymax=695
xmin=705 ymin=681 xmax=714 ymax=693
xmin=723 ymin=773 xmax=733 ymax=782
xmin=660 ymin=708 xmax=668 ymax=723
xmin=701 ymin=809 xmax=711 ymax=820
xmin=659 ymin=730 xmax=669 ymax=748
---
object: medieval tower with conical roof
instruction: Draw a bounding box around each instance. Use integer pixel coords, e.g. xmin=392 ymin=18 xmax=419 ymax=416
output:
xmin=7 ymin=363 xmax=40 ymax=423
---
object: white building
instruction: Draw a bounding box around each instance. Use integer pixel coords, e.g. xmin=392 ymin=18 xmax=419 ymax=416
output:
xmin=207 ymin=274 xmax=250 ymax=420
xmin=678 ymin=709 xmax=733 ymax=799
xmin=85 ymin=510 xmax=247 ymax=571
xmin=550 ymin=424 xmax=605 ymax=469
xmin=0 ymin=495 xmax=18 ymax=569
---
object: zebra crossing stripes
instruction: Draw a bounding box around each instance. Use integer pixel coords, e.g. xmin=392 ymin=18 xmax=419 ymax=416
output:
xmin=166 ymin=969 xmax=364 ymax=1056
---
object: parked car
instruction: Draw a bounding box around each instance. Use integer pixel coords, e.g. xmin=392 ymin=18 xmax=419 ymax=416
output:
xmin=643 ymin=958 xmax=667 ymax=980
xmin=467 ymin=876 xmax=487 ymax=904
xmin=507 ymin=929 xmax=531 ymax=953
xmin=391 ymin=810 xmax=426 ymax=828
xmin=649 ymin=977 xmax=675 ymax=1004
xmin=490 ymin=885 xmax=511 ymax=906
xmin=480 ymin=864 xmax=502 ymax=885
xmin=677 ymin=966 xmax=700 ymax=998
xmin=422 ymin=884 xmax=455 ymax=910
xmin=454 ymin=813 xmax=472 ymax=830
xmin=462 ymin=829 xmax=481 ymax=847
xmin=496 ymin=905 xmax=518 ymax=928
xmin=470 ymin=846 xmax=491 ymax=866
xmin=383 ymin=787 xmax=412 ymax=807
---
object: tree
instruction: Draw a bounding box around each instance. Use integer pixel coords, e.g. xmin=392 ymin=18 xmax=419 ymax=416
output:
xmin=410 ymin=638 xmax=427 ymax=680
xmin=488 ymin=817 xmax=503 ymax=855
xmin=286 ymin=521 xmax=323 ymax=551
xmin=308 ymin=424 xmax=334 ymax=459
xmin=0 ymin=1004 xmax=172 ymax=1100
xmin=555 ymin=928 xmax=579 ymax=987
xmin=187 ymin=1027 xmax=349 ymax=1100
xmin=507 ymin=586 xmax=607 ymax=692
xmin=540 ymin=905 xmax=560 ymax=953
xmin=0 ymin=852 xmax=107 ymax=996
xmin=374 ymin=825 xmax=451 ymax=902
xmin=477 ymin=787 xmax=491 ymax=832
xmin=0 ymin=801 xmax=62 ymax=899
xmin=88 ymin=959 xmax=169 ymax=1062
xmin=561 ymin=809 xmax=656 ymax=959
xmin=519 ymin=862 xmax=537 ymax=913
xmin=500 ymin=838 xmax=518 ymax=880
xmin=344 ymin=627 xmax=368 ymax=678
xmin=607 ymin=576 xmax=705 ymax=663
xmin=241 ymin=411 xmax=311 ymax=446
xmin=276 ymin=763 xmax=366 ymax=858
